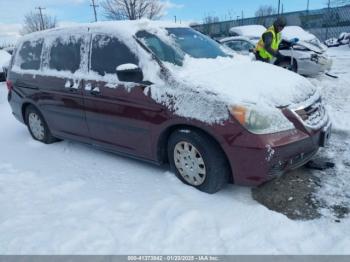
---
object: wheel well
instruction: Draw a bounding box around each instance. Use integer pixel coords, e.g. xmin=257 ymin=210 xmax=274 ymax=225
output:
xmin=21 ymin=102 xmax=32 ymax=124
xmin=157 ymin=124 xmax=234 ymax=183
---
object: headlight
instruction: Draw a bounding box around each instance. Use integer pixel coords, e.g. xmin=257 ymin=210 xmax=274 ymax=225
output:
xmin=311 ymin=54 xmax=319 ymax=63
xmin=229 ymin=105 xmax=295 ymax=134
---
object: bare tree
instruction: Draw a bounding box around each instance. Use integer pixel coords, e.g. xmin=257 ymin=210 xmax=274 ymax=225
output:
xmin=21 ymin=11 xmax=57 ymax=35
xmin=102 ymin=0 xmax=165 ymax=20
xmin=202 ymin=15 xmax=220 ymax=36
xmin=255 ymin=5 xmax=277 ymax=17
xmin=202 ymin=15 xmax=220 ymax=24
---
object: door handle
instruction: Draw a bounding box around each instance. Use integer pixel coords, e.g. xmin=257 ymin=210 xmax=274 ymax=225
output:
xmin=90 ymin=87 xmax=101 ymax=96
xmin=68 ymin=88 xmax=79 ymax=93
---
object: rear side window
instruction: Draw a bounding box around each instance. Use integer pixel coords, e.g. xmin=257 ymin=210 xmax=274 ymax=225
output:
xmin=49 ymin=36 xmax=82 ymax=73
xmin=18 ymin=39 xmax=43 ymax=70
xmin=91 ymin=35 xmax=138 ymax=76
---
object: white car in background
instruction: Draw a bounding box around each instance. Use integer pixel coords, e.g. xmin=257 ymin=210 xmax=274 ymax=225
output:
xmin=0 ymin=49 xmax=11 ymax=81
xmin=222 ymin=25 xmax=332 ymax=77
xmin=325 ymin=32 xmax=350 ymax=47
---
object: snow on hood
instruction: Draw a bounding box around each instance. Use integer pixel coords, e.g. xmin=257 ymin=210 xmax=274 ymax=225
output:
xmin=283 ymin=26 xmax=327 ymax=53
xmin=149 ymin=55 xmax=318 ymax=125
xmin=283 ymin=26 xmax=316 ymax=42
xmin=170 ymin=56 xmax=316 ymax=107
xmin=230 ymin=25 xmax=266 ymax=38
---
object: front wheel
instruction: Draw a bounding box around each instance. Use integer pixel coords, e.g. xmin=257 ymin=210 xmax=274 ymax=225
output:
xmin=168 ymin=129 xmax=230 ymax=194
xmin=25 ymin=105 xmax=58 ymax=144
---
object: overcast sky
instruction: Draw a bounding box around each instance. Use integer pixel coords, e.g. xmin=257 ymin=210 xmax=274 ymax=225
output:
xmin=0 ymin=0 xmax=328 ymax=40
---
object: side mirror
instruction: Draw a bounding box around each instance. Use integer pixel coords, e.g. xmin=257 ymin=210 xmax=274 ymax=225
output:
xmin=290 ymin=38 xmax=300 ymax=44
xmin=116 ymin=64 xmax=143 ymax=83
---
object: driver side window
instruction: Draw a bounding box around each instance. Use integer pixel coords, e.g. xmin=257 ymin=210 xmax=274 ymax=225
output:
xmin=90 ymin=35 xmax=139 ymax=76
xmin=136 ymin=30 xmax=183 ymax=66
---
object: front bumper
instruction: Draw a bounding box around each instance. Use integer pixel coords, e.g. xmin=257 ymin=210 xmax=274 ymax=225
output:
xmin=219 ymin=97 xmax=331 ymax=186
xmin=222 ymin=126 xmax=328 ymax=186
xmin=297 ymin=56 xmax=333 ymax=76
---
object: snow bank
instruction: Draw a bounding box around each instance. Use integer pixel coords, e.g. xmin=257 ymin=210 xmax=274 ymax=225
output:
xmin=229 ymin=25 xmax=266 ymax=38
xmin=1 ymin=53 xmax=350 ymax=255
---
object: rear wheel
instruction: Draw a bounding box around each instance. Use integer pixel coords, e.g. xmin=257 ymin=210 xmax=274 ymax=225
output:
xmin=168 ymin=129 xmax=230 ymax=194
xmin=25 ymin=105 xmax=58 ymax=144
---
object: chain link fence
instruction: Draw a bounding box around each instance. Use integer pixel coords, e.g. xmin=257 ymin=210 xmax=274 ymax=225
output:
xmin=192 ymin=4 xmax=350 ymax=42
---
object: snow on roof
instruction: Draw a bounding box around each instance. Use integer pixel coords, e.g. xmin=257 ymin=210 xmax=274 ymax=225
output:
xmin=282 ymin=26 xmax=317 ymax=42
xmin=229 ymin=25 xmax=266 ymax=38
xmin=19 ymin=20 xmax=188 ymax=43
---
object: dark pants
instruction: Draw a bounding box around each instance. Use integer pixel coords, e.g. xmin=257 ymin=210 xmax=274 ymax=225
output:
xmin=255 ymin=52 xmax=270 ymax=63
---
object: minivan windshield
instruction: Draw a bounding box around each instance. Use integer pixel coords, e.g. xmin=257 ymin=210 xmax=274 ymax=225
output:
xmin=136 ymin=28 xmax=230 ymax=66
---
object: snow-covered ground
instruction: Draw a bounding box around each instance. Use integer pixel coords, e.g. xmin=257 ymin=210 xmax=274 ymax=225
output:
xmin=0 ymin=46 xmax=349 ymax=255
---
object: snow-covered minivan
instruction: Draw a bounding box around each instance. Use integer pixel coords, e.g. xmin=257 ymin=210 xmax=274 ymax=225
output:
xmin=223 ymin=25 xmax=332 ymax=76
xmin=6 ymin=21 xmax=331 ymax=194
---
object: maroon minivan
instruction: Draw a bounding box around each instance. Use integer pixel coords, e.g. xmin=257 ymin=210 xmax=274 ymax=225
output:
xmin=6 ymin=21 xmax=331 ymax=194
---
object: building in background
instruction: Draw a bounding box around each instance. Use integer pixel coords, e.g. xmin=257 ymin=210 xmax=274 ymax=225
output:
xmin=192 ymin=5 xmax=350 ymax=41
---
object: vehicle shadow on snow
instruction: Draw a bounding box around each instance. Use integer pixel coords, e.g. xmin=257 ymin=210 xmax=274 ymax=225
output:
xmin=252 ymin=129 xmax=350 ymax=222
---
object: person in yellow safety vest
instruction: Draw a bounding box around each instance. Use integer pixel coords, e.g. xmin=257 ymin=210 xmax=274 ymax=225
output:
xmin=255 ymin=17 xmax=287 ymax=63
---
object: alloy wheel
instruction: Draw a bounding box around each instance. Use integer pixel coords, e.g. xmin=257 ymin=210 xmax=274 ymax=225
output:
xmin=174 ymin=141 xmax=207 ymax=186
xmin=28 ymin=112 xmax=45 ymax=141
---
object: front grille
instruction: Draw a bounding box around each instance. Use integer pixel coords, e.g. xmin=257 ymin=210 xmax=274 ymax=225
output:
xmin=294 ymin=98 xmax=328 ymax=130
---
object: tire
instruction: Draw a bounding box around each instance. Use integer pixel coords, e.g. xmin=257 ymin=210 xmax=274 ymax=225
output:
xmin=277 ymin=59 xmax=297 ymax=73
xmin=168 ymin=129 xmax=230 ymax=194
xmin=25 ymin=105 xmax=58 ymax=144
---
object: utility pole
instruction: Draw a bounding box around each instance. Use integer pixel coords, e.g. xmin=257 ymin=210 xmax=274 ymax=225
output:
xmin=90 ymin=0 xmax=99 ymax=22
xmin=36 ymin=7 xmax=46 ymax=30
xmin=307 ymin=0 xmax=310 ymax=11
xmin=277 ymin=0 xmax=281 ymax=15
xmin=174 ymin=15 xmax=177 ymax=23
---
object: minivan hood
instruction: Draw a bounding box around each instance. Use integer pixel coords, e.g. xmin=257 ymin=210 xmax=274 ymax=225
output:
xmin=167 ymin=56 xmax=317 ymax=108
xmin=297 ymin=40 xmax=327 ymax=54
